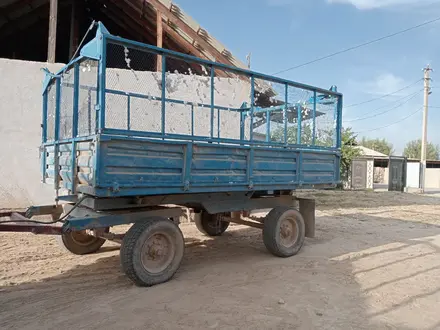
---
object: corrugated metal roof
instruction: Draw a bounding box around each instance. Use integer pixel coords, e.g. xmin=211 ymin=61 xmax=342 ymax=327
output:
xmin=158 ymin=0 xmax=248 ymax=70
xmin=356 ymin=146 xmax=387 ymax=157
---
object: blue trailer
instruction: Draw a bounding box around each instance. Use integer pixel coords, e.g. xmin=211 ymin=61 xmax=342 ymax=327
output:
xmin=0 ymin=22 xmax=343 ymax=287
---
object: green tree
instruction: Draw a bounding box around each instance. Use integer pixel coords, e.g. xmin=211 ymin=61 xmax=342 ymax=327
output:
xmin=358 ymin=137 xmax=394 ymax=155
xmin=403 ymin=139 xmax=440 ymax=160
xmin=340 ymin=127 xmax=362 ymax=183
xmin=270 ymin=124 xmax=333 ymax=147
xmin=270 ymin=124 xmax=313 ymax=145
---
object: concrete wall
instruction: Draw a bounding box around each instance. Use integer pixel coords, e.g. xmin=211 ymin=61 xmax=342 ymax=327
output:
xmin=406 ymin=162 xmax=420 ymax=188
xmin=425 ymin=169 xmax=440 ymax=189
xmin=0 ymin=58 xmax=63 ymax=208
xmin=0 ymin=58 xmax=252 ymax=208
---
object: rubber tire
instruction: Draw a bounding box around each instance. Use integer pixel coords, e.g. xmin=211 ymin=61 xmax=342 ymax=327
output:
xmin=195 ymin=212 xmax=230 ymax=236
xmin=120 ymin=217 xmax=185 ymax=287
xmin=263 ymin=207 xmax=305 ymax=258
xmin=57 ymin=229 xmax=107 ymax=255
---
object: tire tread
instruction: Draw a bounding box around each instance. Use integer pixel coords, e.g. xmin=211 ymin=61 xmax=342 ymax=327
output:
xmin=120 ymin=218 xmax=184 ymax=287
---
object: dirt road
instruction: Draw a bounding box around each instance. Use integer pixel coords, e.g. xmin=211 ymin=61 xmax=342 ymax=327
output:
xmin=1 ymin=191 xmax=440 ymax=329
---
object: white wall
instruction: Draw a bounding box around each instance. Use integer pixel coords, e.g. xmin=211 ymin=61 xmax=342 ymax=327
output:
xmin=425 ymin=168 xmax=440 ymax=189
xmin=406 ymin=162 xmax=420 ymax=188
xmin=0 ymin=58 xmax=62 ymax=208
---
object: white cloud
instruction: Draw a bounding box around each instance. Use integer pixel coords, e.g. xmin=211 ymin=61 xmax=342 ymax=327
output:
xmin=363 ymin=73 xmax=408 ymax=96
xmin=327 ymin=0 xmax=434 ymax=10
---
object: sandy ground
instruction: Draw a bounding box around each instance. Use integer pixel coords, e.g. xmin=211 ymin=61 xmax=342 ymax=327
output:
xmin=1 ymin=190 xmax=440 ymax=330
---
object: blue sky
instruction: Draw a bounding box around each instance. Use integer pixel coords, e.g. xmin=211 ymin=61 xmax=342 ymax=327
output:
xmin=175 ymin=0 xmax=440 ymax=154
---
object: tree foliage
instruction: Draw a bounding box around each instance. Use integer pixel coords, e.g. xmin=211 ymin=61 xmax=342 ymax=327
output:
xmin=270 ymin=125 xmax=334 ymax=147
xmin=340 ymin=127 xmax=362 ymax=182
xmin=403 ymin=139 xmax=440 ymax=160
xmin=358 ymin=137 xmax=394 ymax=155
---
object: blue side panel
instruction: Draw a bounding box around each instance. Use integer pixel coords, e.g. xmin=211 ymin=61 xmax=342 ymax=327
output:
xmin=92 ymin=137 xmax=339 ymax=197
xmin=301 ymin=153 xmax=336 ymax=184
xmin=46 ymin=143 xmax=74 ymax=191
xmin=253 ymin=149 xmax=297 ymax=184
xmin=191 ymin=145 xmax=247 ymax=185
xmin=98 ymin=140 xmax=185 ymax=189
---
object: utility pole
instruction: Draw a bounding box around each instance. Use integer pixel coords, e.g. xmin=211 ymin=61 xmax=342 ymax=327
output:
xmin=420 ymin=64 xmax=432 ymax=193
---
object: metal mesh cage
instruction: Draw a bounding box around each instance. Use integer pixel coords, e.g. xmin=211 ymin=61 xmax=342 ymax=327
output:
xmin=101 ymin=39 xmax=340 ymax=148
xmin=314 ymin=91 xmax=337 ymax=147
xmin=250 ymin=79 xmax=289 ymax=144
xmin=212 ymin=68 xmax=250 ymax=141
xmin=164 ymin=56 xmax=213 ymax=137
xmin=59 ymin=67 xmax=74 ymax=139
xmin=78 ymin=59 xmax=98 ymax=136
xmin=106 ymin=42 xmax=162 ymax=132
xmin=286 ymin=85 xmax=315 ymax=145
xmin=46 ymin=80 xmax=56 ymax=142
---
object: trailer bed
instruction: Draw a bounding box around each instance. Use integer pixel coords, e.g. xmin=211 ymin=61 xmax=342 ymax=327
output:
xmin=47 ymin=135 xmax=339 ymax=198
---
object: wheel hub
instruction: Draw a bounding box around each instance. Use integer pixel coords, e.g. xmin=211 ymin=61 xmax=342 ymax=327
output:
xmin=279 ymin=217 xmax=298 ymax=248
xmin=70 ymin=231 xmax=97 ymax=246
xmin=141 ymin=232 xmax=174 ymax=274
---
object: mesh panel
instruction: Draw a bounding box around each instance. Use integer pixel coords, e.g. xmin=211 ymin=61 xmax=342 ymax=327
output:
xmin=78 ymin=59 xmax=98 ymax=136
xmin=129 ymin=98 xmax=162 ymax=132
xmin=243 ymin=78 xmax=288 ymax=143
xmin=166 ymin=102 xmax=192 ymax=135
xmin=59 ymin=68 xmax=74 ymax=139
xmin=315 ymin=92 xmax=337 ymax=147
xmin=106 ymin=42 xmax=162 ymax=131
xmin=164 ymin=56 xmax=212 ymax=137
xmin=102 ymin=41 xmax=340 ymax=147
xmin=46 ymin=80 xmax=56 ymax=142
xmin=287 ymin=85 xmax=314 ymax=145
xmin=255 ymin=80 xmax=286 ymax=144
xmin=213 ymin=68 xmax=250 ymax=141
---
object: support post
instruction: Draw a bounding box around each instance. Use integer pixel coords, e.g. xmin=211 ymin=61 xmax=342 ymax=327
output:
xmin=47 ymin=0 xmax=58 ymax=63
xmin=297 ymin=103 xmax=302 ymax=145
xmin=312 ymin=91 xmax=316 ymax=146
xmin=420 ymin=65 xmax=432 ymax=193
xmin=284 ymin=83 xmax=288 ymax=144
xmin=250 ymin=76 xmax=255 ymax=141
xmin=298 ymin=198 xmax=315 ymax=238
xmin=210 ymin=66 xmax=215 ymax=138
xmin=156 ymin=11 xmax=163 ymax=72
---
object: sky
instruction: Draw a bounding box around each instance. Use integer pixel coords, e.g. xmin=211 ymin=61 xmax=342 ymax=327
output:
xmin=174 ymin=0 xmax=440 ymax=155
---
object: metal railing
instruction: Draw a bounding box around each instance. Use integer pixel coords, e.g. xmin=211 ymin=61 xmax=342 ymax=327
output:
xmin=41 ymin=22 xmax=343 ymax=151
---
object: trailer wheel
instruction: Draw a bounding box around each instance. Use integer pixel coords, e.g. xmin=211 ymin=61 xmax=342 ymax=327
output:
xmin=120 ymin=217 xmax=184 ymax=287
xmin=263 ymin=207 xmax=305 ymax=258
xmin=58 ymin=229 xmax=108 ymax=255
xmin=195 ymin=212 xmax=230 ymax=236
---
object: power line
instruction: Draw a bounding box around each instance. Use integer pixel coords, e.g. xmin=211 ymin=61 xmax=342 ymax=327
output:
xmin=344 ymin=90 xmax=422 ymax=122
xmin=272 ymin=16 xmax=440 ymax=75
xmin=344 ymin=79 xmax=422 ymax=108
xmin=353 ymin=107 xmax=422 ymax=134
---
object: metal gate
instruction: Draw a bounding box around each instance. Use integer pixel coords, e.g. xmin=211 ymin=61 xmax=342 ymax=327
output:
xmin=351 ymin=159 xmax=368 ymax=190
xmin=388 ymin=156 xmax=407 ymax=192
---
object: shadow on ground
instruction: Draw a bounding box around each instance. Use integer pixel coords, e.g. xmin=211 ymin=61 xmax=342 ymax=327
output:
xmin=1 ymin=214 xmax=440 ymax=329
